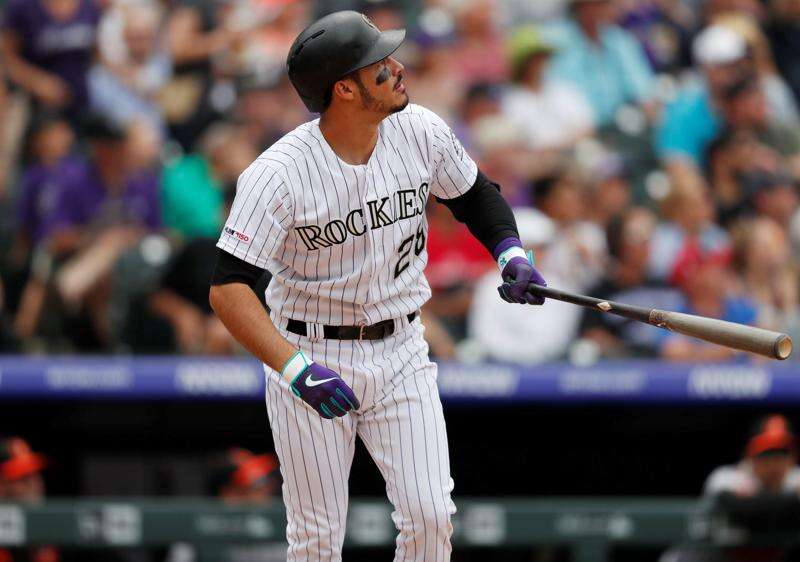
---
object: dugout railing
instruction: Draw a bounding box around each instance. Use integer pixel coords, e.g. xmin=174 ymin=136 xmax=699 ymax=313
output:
xmin=0 ymin=497 xmax=710 ymax=562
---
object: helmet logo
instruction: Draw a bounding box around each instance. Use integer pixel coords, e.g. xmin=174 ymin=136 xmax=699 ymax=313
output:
xmin=361 ymin=13 xmax=379 ymax=31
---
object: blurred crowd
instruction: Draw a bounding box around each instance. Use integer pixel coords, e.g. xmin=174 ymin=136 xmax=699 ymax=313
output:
xmin=2 ymin=0 xmax=800 ymax=364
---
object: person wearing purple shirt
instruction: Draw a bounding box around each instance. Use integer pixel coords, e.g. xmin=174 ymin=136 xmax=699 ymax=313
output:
xmin=44 ymin=160 xmax=161 ymax=242
xmin=14 ymin=113 xmax=79 ymax=247
xmin=16 ymin=116 xmax=161 ymax=347
xmin=1 ymin=0 xmax=101 ymax=116
xmin=42 ymin=116 xmax=160 ymax=254
xmin=43 ymin=116 xmax=161 ymax=347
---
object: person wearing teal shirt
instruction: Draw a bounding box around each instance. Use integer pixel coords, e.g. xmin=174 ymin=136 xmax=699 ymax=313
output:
xmin=161 ymin=153 xmax=224 ymax=239
xmin=161 ymin=123 xmax=258 ymax=239
xmin=654 ymin=83 xmax=722 ymax=167
xmin=547 ymin=0 xmax=655 ymax=127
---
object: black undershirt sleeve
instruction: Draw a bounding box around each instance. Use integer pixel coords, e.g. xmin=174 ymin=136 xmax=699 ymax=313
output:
xmin=210 ymin=249 xmax=265 ymax=289
xmin=436 ymin=169 xmax=520 ymax=255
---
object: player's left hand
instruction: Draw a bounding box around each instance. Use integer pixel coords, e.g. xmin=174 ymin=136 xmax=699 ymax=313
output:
xmin=289 ymin=362 xmax=360 ymax=419
xmin=498 ymin=251 xmax=547 ymax=305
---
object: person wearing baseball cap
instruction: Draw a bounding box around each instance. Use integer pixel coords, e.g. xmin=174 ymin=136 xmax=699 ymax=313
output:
xmin=655 ymin=24 xmax=753 ymax=167
xmin=166 ymin=449 xmax=284 ymax=562
xmin=0 ymin=437 xmax=47 ymax=503
xmin=704 ymin=415 xmax=800 ymax=497
xmin=206 ymin=448 xmax=280 ymax=504
xmin=0 ymin=438 xmax=59 ymax=562
xmin=688 ymin=416 xmax=800 ymax=562
xmin=502 ymin=26 xmax=594 ymax=152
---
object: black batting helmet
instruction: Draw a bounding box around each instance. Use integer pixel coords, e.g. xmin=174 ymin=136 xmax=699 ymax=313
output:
xmin=286 ymin=11 xmax=406 ymax=113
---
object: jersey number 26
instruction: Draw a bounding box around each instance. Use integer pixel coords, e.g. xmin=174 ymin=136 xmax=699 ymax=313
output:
xmin=394 ymin=223 xmax=426 ymax=279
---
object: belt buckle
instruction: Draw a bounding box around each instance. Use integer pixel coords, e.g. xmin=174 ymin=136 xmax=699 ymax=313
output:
xmin=358 ymin=323 xmax=367 ymax=341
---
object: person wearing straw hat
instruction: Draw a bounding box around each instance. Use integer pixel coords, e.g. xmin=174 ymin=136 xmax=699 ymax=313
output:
xmin=502 ymin=26 xmax=594 ymax=151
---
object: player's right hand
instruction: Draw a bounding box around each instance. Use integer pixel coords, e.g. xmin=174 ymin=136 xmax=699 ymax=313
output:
xmin=498 ymin=250 xmax=546 ymax=305
xmin=289 ymin=363 xmax=360 ymax=419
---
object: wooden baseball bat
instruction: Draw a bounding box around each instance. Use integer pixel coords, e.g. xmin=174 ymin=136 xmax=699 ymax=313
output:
xmin=527 ymin=284 xmax=793 ymax=360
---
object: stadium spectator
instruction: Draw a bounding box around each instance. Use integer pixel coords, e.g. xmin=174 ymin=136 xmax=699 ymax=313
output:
xmin=715 ymin=12 xmax=800 ymax=127
xmin=580 ymin=146 xmax=632 ymax=229
xmin=469 ymin=114 xmax=537 ymax=203
xmin=1 ymin=0 xmax=102 ymax=119
xmin=0 ymin=64 xmax=28 ymax=201
xmin=702 ymin=414 xmax=800 ymax=562
xmin=471 ymin=206 xmax=589 ymax=361
xmin=662 ymin=414 xmax=800 ymax=562
xmin=499 ymin=0 xmax=568 ymax=25
xmin=451 ymin=0 xmax=508 ymax=83
xmin=405 ymin=29 xmax=463 ymax=123
xmin=706 ymin=414 xmax=800 ymax=495
xmin=704 ymin=0 xmax=768 ymax=25
xmin=616 ymin=0 xmax=695 ymax=73
xmin=233 ymin=74 xmax=307 ymax=150
xmin=11 ymin=113 xmax=78 ymax=344
xmin=149 ymin=238 xmax=240 ymax=354
xmin=424 ymin=198 xmax=494 ymax=341
xmin=580 ymin=208 xmax=682 ymax=358
xmin=659 ymin=259 xmax=756 ymax=361
xmin=15 ymin=113 xmax=76 ymax=249
xmin=468 ymin=208 xmax=582 ymax=363
xmin=502 ymin=26 xmax=594 ymax=152
xmin=656 ymin=23 xmax=797 ymax=169
xmin=14 ymin=116 xmax=161 ymax=348
xmin=718 ymin=76 xmax=800 ymax=159
xmin=732 ymin=217 xmax=800 ymax=340
xmin=548 ymin=0 xmax=656 ymax=127
xmin=0 ymin=437 xmax=46 ymax=502
xmin=161 ymin=122 xmax=256 ymax=240
xmin=0 ymin=437 xmax=57 ymax=561
xmin=656 ymin=24 xmax=749 ymax=168
xmin=746 ymin=169 xmax=800 ymax=230
xmin=166 ymin=447 xmax=283 ymax=562
xmin=648 ymin=166 xmax=730 ymax=287
xmin=225 ymin=0 xmax=310 ymax=86
xmin=452 ymin=81 xmax=502 ymax=153
xmin=88 ymin=1 xmax=171 ymax=138
xmin=206 ymin=448 xmax=280 ymax=504
xmin=768 ymin=0 xmax=800 ymax=105
xmin=533 ymin=170 xmax=608 ymax=291
xmin=163 ymin=0 xmax=246 ymax=148
xmin=705 ymin=132 xmax=789 ymax=225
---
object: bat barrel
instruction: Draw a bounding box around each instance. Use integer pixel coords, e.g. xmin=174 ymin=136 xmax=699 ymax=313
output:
xmin=650 ymin=310 xmax=793 ymax=360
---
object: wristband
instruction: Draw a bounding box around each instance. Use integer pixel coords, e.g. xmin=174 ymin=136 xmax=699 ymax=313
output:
xmin=496 ymin=246 xmax=529 ymax=271
xmin=281 ymin=350 xmax=311 ymax=382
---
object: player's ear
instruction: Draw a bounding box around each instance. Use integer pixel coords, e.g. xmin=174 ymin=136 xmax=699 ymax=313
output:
xmin=332 ymin=79 xmax=356 ymax=103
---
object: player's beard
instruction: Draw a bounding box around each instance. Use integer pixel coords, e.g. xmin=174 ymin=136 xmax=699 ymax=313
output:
xmin=354 ymin=75 xmax=408 ymax=115
xmin=391 ymin=92 xmax=410 ymax=113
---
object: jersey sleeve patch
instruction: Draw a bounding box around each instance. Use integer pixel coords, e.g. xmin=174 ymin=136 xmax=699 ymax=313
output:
xmin=222 ymin=226 xmax=252 ymax=244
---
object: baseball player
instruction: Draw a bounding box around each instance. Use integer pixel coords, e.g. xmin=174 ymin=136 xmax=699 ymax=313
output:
xmin=209 ymin=11 xmax=547 ymax=562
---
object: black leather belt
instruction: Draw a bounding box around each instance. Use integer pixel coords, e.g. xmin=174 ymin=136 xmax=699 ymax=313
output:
xmin=286 ymin=311 xmax=418 ymax=340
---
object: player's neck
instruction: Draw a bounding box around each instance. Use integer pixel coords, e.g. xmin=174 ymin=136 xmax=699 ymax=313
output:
xmin=318 ymin=109 xmax=381 ymax=166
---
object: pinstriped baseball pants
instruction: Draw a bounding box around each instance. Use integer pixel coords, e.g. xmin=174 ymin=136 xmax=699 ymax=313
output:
xmin=264 ymin=317 xmax=456 ymax=562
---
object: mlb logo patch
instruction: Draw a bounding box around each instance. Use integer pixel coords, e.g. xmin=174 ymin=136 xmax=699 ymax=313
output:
xmin=224 ymin=227 xmax=251 ymax=243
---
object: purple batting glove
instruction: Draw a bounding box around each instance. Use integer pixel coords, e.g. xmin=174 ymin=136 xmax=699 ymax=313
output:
xmin=494 ymin=238 xmax=547 ymax=305
xmin=289 ymin=362 xmax=360 ymax=419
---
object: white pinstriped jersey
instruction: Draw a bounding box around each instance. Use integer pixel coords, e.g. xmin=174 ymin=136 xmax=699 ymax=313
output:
xmin=217 ymin=104 xmax=478 ymax=326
